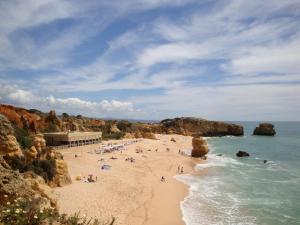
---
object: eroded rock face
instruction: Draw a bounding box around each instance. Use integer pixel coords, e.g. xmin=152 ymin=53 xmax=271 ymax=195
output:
xmin=110 ymin=124 xmax=121 ymax=133
xmin=0 ymin=156 xmax=56 ymax=208
xmin=160 ymin=117 xmax=244 ymax=137
xmin=0 ymin=114 xmax=23 ymax=158
xmin=253 ymin=123 xmax=276 ymax=136
xmin=24 ymin=146 xmax=38 ymax=163
xmin=49 ymin=159 xmax=72 ymax=187
xmin=191 ymin=137 xmax=209 ymax=157
xmin=23 ymin=171 xmax=57 ymax=208
xmin=45 ymin=110 xmax=62 ymax=130
xmin=32 ymin=133 xmax=46 ymax=153
xmin=0 ymin=104 xmax=42 ymax=132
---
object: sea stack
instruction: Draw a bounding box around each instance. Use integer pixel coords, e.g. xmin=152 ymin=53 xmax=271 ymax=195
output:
xmin=253 ymin=123 xmax=276 ymax=136
xmin=191 ymin=137 xmax=209 ymax=157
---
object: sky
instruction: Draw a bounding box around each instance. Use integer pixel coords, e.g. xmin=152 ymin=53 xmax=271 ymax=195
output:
xmin=0 ymin=0 xmax=300 ymax=121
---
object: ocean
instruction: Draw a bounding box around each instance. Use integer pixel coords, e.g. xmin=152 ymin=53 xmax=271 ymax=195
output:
xmin=177 ymin=122 xmax=300 ymax=225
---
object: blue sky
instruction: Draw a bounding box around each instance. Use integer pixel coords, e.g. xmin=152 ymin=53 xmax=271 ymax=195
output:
xmin=0 ymin=0 xmax=300 ymax=120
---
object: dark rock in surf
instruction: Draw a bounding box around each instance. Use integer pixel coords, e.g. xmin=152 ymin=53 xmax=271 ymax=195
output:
xmin=236 ymin=150 xmax=250 ymax=157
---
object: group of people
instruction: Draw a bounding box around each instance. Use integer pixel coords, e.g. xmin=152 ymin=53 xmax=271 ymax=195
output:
xmin=178 ymin=149 xmax=185 ymax=155
xmin=125 ymin=157 xmax=135 ymax=163
xmin=177 ymin=165 xmax=184 ymax=174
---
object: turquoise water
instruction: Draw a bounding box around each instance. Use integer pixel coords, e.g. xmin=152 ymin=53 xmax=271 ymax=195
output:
xmin=177 ymin=122 xmax=300 ymax=225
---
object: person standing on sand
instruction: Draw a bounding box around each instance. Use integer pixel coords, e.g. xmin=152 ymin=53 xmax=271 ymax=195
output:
xmin=177 ymin=165 xmax=180 ymax=173
xmin=181 ymin=167 xmax=184 ymax=174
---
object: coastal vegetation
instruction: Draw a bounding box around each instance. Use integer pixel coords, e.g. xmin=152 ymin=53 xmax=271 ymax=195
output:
xmin=0 ymin=195 xmax=115 ymax=225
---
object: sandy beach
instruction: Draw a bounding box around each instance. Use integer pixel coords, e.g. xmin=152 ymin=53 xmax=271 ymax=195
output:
xmin=54 ymin=134 xmax=200 ymax=225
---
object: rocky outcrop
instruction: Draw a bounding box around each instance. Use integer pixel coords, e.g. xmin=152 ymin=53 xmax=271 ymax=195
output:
xmin=110 ymin=124 xmax=121 ymax=133
xmin=23 ymin=171 xmax=57 ymax=208
xmin=253 ymin=123 xmax=276 ymax=136
xmin=0 ymin=104 xmax=43 ymax=133
xmin=191 ymin=137 xmax=209 ymax=157
xmin=24 ymin=146 xmax=38 ymax=163
xmin=160 ymin=117 xmax=243 ymax=137
xmin=236 ymin=150 xmax=250 ymax=157
xmin=0 ymin=114 xmax=23 ymax=158
xmin=0 ymin=156 xmax=56 ymax=208
xmin=45 ymin=110 xmax=62 ymax=131
xmin=49 ymin=159 xmax=72 ymax=187
xmin=32 ymin=133 xmax=46 ymax=153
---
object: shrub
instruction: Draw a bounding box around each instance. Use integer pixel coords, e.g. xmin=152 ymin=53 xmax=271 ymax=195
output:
xmin=43 ymin=123 xmax=59 ymax=133
xmin=10 ymin=158 xmax=56 ymax=182
xmin=0 ymin=196 xmax=115 ymax=225
xmin=116 ymin=121 xmax=133 ymax=132
xmin=12 ymin=126 xmax=32 ymax=149
xmin=102 ymin=131 xmax=124 ymax=140
xmin=62 ymin=113 xmax=70 ymax=118
xmin=0 ymin=196 xmax=57 ymax=225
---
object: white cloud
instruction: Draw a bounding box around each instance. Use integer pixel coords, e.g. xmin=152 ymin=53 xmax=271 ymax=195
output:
xmin=1 ymin=0 xmax=300 ymax=120
xmin=0 ymin=83 xmax=134 ymax=117
xmin=130 ymin=83 xmax=300 ymax=121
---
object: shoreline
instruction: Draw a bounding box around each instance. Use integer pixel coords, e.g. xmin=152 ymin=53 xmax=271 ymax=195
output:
xmin=54 ymin=134 xmax=200 ymax=225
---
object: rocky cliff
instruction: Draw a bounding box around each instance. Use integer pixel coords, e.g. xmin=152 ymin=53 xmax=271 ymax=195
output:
xmin=0 ymin=104 xmax=106 ymax=134
xmin=159 ymin=117 xmax=243 ymax=137
xmin=0 ymin=104 xmax=244 ymax=142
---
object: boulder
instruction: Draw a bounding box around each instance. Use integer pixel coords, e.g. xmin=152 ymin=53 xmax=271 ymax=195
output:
xmin=191 ymin=137 xmax=209 ymax=157
xmin=236 ymin=150 xmax=250 ymax=157
xmin=253 ymin=123 xmax=276 ymax=136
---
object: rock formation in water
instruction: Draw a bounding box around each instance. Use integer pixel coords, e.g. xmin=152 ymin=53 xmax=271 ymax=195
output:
xmin=253 ymin=123 xmax=276 ymax=136
xmin=191 ymin=137 xmax=209 ymax=157
xmin=236 ymin=150 xmax=250 ymax=157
